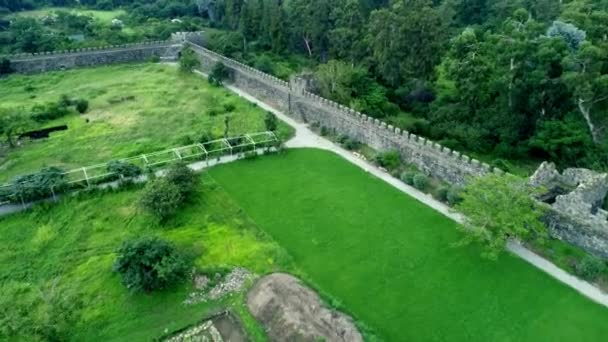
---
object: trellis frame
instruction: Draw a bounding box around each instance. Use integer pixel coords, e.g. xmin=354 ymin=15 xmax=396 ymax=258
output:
xmin=0 ymin=131 xmax=278 ymax=205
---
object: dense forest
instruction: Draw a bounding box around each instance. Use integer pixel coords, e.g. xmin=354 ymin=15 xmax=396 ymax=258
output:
xmin=2 ymin=0 xmax=608 ymax=172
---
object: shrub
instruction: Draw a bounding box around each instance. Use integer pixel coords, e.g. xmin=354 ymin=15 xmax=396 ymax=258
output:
xmin=107 ymin=161 xmax=142 ymax=179
xmin=375 ymin=150 xmax=401 ymax=171
xmin=223 ymin=103 xmax=236 ymax=113
xmin=31 ymin=102 xmax=70 ymax=123
xmin=179 ymin=47 xmax=200 ymax=73
xmin=10 ymin=167 xmax=66 ymax=202
xmin=164 ymin=162 xmax=197 ymax=196
xmin=139 ymin=178 xmax=184 ymax=221
xmin=206 ymin=108 xmax=220 ymax=117
xmin=447 ymin=187 xmax=463 ymax=206
xmin=199 ymin=131 xmax=214 ymax=144
xmin=435 ymin=186 xmax=450 ymax=202
xmin=0 ymin=58 xmax=11 ymax=75
xmin=113 ymin=237 xmax=191 ymax=292
xmin=253 ymin=55 xmax=275 ymax=75
xmin=320 ymin=126 xmax=330 ymax=136
xmin=344 ymin=138 xmax=361 ymax=151
xmin=59 ymin=94 xmax=73 ymax=107
xmin=209 ymin=62 xmax=230 ymax=86
xmin=75 ymin=99 xmax=89 ymax=114
xmin=574 ymin=256 xmax=606 ymax=281
xmin=413 ymin=174 xmax=429 ymax=191
xmin=264 ymin=112 xmax=278 ymax=132
xmin=400 ymin=171 xmax=416 ymax=185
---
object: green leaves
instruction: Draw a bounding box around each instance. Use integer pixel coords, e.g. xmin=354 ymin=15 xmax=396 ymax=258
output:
xmin=456 ymin=174 xmax=548 ymax=259
xmin=113 ymin=237 xmax=191 ymax=292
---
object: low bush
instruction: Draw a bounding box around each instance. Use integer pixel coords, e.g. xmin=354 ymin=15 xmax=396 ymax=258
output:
xmin=209 ymin=62 xmax=230 ymax=86
xmin=447 ymin=187 xmax=463 ymax=206
xmin=113 ymin=237 xmax=191 ymax=292
xmin=253 ymin=54 xmax=275 ymax=75
xmin=264 ymin=112 xmax=278 ymax=132
xmin=59 ymin=94 xmax=73 ymax=107
xmin=0 ymin=58 xmax=11 ymax=75
xmin=75 ymin=99 xmax=89 ymax=114
xmin=435 ymin=186 xmax=450 ymax=202
xmin=179 ymin=47 xmax=200 ymax=73
xmin=199 ymin=131 xmax=214 ymax=144
xmin=223 ymin=103 xmax=236 ymax=113
xmin=375 ymin=150 xmax=401 ymax=171
xmin=139 ymin=178 xmax=184 ymax=221
xmin=164 ymin=162 xmax=197 ymax=196
xmin=10 ymin=167 xmax=67 ymax=202
xmin=574 ymin=256 xmax=606 ymax=281
xmin=320 ymin=126 xmax=331 ymax=136
xmin=400 ymin=171 xmax=416 ymax=185
xmin=31 ymin=102 xmax=70 ymax=123
xmin=107 ymin=161 xmax=142 ymax=179
xmin=413 ymin=174 xmax=429 ymax=191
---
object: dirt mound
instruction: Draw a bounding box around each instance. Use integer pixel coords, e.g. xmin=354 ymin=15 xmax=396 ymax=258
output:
xmin=247 ymin=273 xmax=363 ymax=342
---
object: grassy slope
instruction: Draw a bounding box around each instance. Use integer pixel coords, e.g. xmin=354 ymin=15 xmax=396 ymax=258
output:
xmin=209 ymin=149 xmax=608 ymax=342
xmin=0 ymin=177 xmax=291 ymax=341
xmin=0 ymin=63 xmax=293 ymax=182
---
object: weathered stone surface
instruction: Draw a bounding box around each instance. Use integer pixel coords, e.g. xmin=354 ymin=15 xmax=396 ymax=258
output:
xmin=7 ymin=42 xmax=181 ymax=74
xmin=531 ymin=162 xmax=608 ymax=259
xmin=247 ymin=273 xmax=363 ymax=342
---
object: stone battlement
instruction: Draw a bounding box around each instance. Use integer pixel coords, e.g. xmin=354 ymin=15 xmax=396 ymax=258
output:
xmin=3 ymin=32 xmax=604 ymax=259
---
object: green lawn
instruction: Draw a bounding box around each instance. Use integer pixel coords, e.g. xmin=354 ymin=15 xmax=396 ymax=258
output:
xmin=0 ymin=63 xmax=293 ymax=182
xmin=209 ymin=149 xmax=608 ymax=342
xmin=0 ymin=179 xmax=291 ymax=341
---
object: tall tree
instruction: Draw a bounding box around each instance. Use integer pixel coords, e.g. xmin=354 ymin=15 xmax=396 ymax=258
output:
xmin=368 ymin=0 xmax=445 ymax=86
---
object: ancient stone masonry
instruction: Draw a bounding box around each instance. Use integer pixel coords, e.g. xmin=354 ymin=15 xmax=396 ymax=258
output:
xmin=531 ymin=162 xmax=608 ymax=259
xmin=3 ymin=40 xmax=181 ymax=74
xmin=183 ymin=39 xmax=497 ymax=186
xmin=186 ymin=42 xmax=291 ymax=113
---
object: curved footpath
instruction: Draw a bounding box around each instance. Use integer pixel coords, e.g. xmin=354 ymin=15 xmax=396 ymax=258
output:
xmin=207 ymin=72 xmax=608 ymax=308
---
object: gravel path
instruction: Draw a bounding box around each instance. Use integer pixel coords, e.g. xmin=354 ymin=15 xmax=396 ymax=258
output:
xmin=215 ymin=76 xmax=608 ymax=308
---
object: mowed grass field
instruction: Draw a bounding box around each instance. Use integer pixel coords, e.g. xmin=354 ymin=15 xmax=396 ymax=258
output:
xmin=209 ymin=149 xmax=608 ymax=342
xmin=0 ymin=63 xmax=293 ymax=182
xmin=0 ymin=178 xmax=292 ymax=341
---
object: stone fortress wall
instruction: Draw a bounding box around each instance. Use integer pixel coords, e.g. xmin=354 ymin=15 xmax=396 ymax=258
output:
xmin=179 ymin=34 xmax=608 ymax=260
xmin=4 ymin=31 xmax=607 ymax=259
xmin=181 ymin=38 xmax=498 ymax=186
xmin=2 ymin=40 xmax=181 ymax=74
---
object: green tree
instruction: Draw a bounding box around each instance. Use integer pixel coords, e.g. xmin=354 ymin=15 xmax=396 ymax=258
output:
xmin=455 ymin=174 xmax=548 ymax=259
xmin=113 ymin=237 xmax=191 ymax=292
xmin=164 ymin=162 xmax=198 ymax=197
xmin=264 ymin=111 xmax=278 ymax=131
xmin=0 ymin=107 xmax=32 ymax=147
xmin=328 ymin=0 xmax=365 ymax=63
xmin=209 ymin=61 xmax=230 ymax=85
xmin=179 ymin=47 xmax=201 ymax=73
xmin=368 ymin=0 xmax=445 ymax=85
xmin=139 ymin=178 xmax=184 ymax=222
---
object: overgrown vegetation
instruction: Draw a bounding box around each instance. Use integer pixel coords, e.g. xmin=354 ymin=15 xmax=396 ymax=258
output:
xmin=0 ymin=63 xmax=293 ymax=182
xmin=0 ymin=174 xmax=288 ymax=340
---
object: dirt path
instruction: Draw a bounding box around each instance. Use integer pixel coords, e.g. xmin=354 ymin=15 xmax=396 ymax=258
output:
xmin=214 ymin=75 xmax=608 ymax=308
